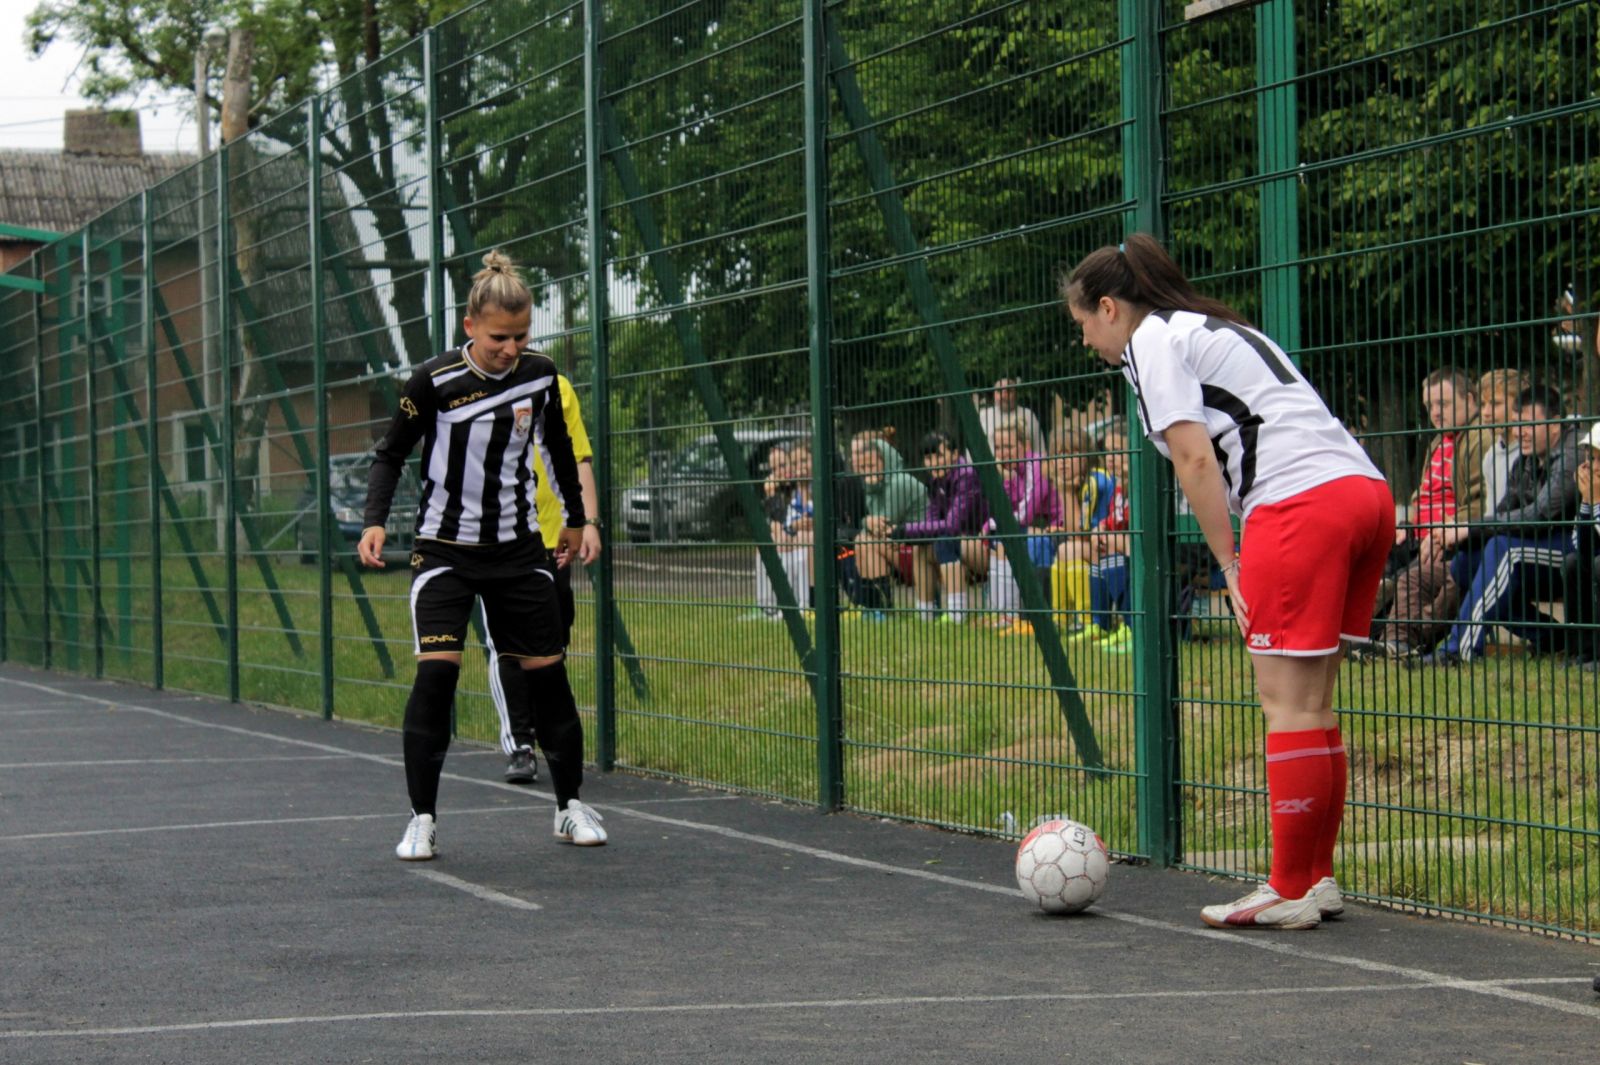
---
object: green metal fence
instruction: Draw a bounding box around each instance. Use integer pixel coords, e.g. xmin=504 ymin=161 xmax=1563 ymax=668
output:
xmin=1 ymin=0 xmax=1595 ymax=940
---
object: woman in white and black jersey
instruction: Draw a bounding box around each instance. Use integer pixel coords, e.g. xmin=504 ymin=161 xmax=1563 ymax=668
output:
xmin=1062 ymin=234 xmax=1393 ymax=930
xmin=360 ymin=250 xmax=608 ymax=860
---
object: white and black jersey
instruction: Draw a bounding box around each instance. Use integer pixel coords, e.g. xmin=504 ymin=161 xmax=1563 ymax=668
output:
xmin=1121 ymin=309 xmax=1380 ymax=517
xmin=363 ymin=343 xmax=585 ymax=545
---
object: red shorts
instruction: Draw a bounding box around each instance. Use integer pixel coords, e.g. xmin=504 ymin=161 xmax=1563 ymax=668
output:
xmin=1238 ymin=476 xmax=1395 ymax=656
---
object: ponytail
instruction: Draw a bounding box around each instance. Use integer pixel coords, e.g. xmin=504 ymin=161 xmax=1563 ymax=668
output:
xmin=1061 ymin=233 xmax=1246 ymax=326
xmin=467 ymin=249 xmax=533 ymax=318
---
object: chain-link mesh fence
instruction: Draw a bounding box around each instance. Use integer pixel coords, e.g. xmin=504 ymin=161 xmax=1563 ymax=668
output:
xmin=1 ymin=0 xmax=1595 ymax=939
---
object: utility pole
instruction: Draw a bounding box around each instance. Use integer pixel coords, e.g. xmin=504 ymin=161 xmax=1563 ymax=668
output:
xmin=195 ymin=25 xmax=227 ymax=544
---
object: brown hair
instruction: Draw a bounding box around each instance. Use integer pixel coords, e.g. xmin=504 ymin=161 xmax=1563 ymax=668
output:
xmin=467 ymin=249 xmax=533 ymax=318
xmin=852 ymin=426 xmax=896 ymax=448
xmin=1421 ymin=366 xmax=1476 ymax=399
xmin=1061 ymin=233 xmax=1246 ymax=325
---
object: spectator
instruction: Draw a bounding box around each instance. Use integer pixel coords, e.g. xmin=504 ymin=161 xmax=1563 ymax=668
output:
xmin=1421 ymin=385 xmax=1583 ymax=665
xmin=1043 ymin=426 xmax=1118 ymax=629
xmin=985 ymin=418 xmax=1065 ymax=635
xmin=771 ymin=444 xmax=816 ymax=613
xmin=1562 ymin=424 xmax=1600 ymax=668
xmin=741 ymin=440 xmax=798 ymax=621
xmin=889 ymin=430 xmax=990 ymax=621
xmin=979 ymin=377 xmax=1046 ymax=455
xmin=1478 ymin=368 xmax=1527 ymax=519
xmin=1066 ymin=426 xmax=1133 ymax=651
xmin=1361 ymin=368 xmax=1492 ymax=658
xmin=852 ymin=428 xmax=927 ymax=620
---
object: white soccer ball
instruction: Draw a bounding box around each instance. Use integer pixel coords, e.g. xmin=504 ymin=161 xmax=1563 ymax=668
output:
xmin=1014 ymin=818 xmax=1110 ymax=914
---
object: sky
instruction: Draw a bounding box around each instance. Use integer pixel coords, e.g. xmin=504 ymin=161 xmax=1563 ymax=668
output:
xmin=0 ymin=8 xmax=199 ymax=153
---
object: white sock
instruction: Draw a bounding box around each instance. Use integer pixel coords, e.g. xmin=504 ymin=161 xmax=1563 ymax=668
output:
xmin=946 ymin=591 xmax=968 ymax=619
xmin=989 ymin=556 xmax=1018 ymax=614
xmin=916 ymin=599 xmax=939 ymax=620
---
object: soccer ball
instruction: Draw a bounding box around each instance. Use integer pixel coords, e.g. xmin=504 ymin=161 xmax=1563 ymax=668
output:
xmin=1015 ymin=818 xmax=1110 ymax=914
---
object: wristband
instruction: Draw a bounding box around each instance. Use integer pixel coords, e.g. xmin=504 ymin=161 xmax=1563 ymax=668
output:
xmin=583 ymin=517 xmax=603 ymax=528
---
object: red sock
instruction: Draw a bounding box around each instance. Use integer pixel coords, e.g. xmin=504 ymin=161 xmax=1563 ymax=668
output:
xmin=1313 ymin=725 xmax=1348 ymax=881
xmin=1265 ymin=728 xmax=1333 ymax=901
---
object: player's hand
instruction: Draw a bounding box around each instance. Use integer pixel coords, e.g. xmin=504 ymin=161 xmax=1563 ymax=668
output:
xmin=555 ymin=526 xmax=583 ymax=568
xmin=1393 ymin=525 xmax=1408 ymax=546
xmin=579 ymin=523 xmax=602 ymax=565
xmin=1223 ymin=560 xmax=1249 ymax=636
xmin=358 ymin=526 xmax=387 ymax=568
xmin=1578 ymin=459 xmax=1600 ymax=504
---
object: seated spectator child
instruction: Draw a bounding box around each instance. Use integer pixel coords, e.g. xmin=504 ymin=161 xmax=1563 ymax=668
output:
xmin=887 ymin=430 xmax=990 ymax=621
xmin=1563 ymin=424 xmax=1600 ymax=668
xmin=743 ymin=440 xmax=797 ymax=621
xmin=1042 ymin=426 xmax=1116 ymax=628
xmin=1422 ymin=386 xmax=1582 ymax=664
xmin=984 ymin=418 xmax=1065 ymax=635
xmin=772 ymin=445 xmax=816 ymax=612
xmin=1478 ymin=368 xmax=1527 ymax=519
xmin=1065 ymin=426 xmax=1133 ymax=651
xmin=851 ymin=428 xmax=927 ymax=620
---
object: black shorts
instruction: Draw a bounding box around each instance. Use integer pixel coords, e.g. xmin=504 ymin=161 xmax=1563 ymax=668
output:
xmin=409 ymin=537 xmax=563 ymax=659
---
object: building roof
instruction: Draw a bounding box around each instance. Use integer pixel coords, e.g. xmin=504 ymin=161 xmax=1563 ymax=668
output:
xmin=0 ymin=149 xmax=199 ymax=243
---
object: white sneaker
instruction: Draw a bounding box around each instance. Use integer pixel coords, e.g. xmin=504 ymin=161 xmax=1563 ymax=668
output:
xmin=396 ymin=813 xmax=437 ymax=861
xmin=554 ymin=800 xmax=607 ymax=846
xmin=1200 ymin=884 xmax=1320 ymax=930
xmin=1312 ymin=876 xmax=1345 ymax=918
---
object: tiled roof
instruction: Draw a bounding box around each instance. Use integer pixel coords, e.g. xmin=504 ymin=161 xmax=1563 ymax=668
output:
xmin=0 ymin=150 xmax=200 ymax=240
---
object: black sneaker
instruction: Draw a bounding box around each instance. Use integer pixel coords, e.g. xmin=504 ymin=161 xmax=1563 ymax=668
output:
xmin=504 ymin=747 xmax=538 ymax=784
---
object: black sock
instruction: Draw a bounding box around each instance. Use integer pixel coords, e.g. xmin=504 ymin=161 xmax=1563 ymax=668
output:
xmin=496 ymin=656 xmax=537 ymax=751
xmin=872 ymin=577 xmax=894 ymax=610
xmin=403 ymin=659 xmax=460 ymax=817
xmin=524 ymin=657 xmax=584 ymax=808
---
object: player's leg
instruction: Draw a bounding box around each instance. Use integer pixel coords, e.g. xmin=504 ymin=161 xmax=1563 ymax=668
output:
xmin=912 ymin=543 xmax=940 ymax=619
xmin=397 ymin=549 xmax=474 ymax=860
xmin=482 ymin=542 xmax=606 ymax=846
xmin=1203 ymin=478 xmax=1385 ymax=928
xmin=498 ymin=561 xmax=573 ymax=784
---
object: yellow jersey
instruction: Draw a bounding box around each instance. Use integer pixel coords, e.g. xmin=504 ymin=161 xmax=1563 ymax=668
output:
xmin=533 ymin=374 xmax=593 ymax=549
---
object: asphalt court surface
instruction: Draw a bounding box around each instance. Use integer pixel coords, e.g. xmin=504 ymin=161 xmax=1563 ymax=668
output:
xmin=2 ymin=663 xmax=1597 ymax=1064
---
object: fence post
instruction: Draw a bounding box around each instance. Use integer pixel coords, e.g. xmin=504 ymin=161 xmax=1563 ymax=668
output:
xmin=308 ymin=96 xmax=334 ymax=720
xmin=82 ymin=231 xmax=104 ymax=677
xmin=1121 ymin=0 xmax=1180 ymax=866
xmin=804 ymin=0 xmax=842 ymax=810
xmin=218 ymin=147 xmax=240 ymax=702
xmin=34 ymin=267 xmax=51 ymax=670
xmin=583 ymin=0 xmax=617 ymax=769
xmin=1255 ymin=0 xmax=1300 ymax=357
xmin=142 ymin=191 xmax=163 ymax=689
xmin=424 ymin=27 xmax=446 ymax=360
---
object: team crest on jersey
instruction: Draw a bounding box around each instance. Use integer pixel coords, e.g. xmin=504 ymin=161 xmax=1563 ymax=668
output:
xmin=513 ymin=405 xmax=533 ymax=437
xmin=400 ymin=397 xmax=418 ymax=418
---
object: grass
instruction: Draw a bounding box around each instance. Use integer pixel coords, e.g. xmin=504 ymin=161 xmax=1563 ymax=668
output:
xmin=4 ymin=549 xmax=1596 ymax=937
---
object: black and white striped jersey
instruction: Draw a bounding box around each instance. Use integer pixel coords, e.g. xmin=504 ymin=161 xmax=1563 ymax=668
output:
xmin=1121 ymin=309 xmax=1380 ymax=517
xmin=363 ymin=343 xmax=585 ymax=546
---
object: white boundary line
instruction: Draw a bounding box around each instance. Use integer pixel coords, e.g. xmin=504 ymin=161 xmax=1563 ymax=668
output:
xmin=410 ymin=867 xmax=542 ymax=911
xmin=4 ymin=674 xmax=1598 ymax=1024
xmin=0 ymin=754 xmax=355 ymax=769
xmin=0 ymin=805 xmax=524 ymax=843
xmin=0 ymin=979 xmax=1587 ymax=1040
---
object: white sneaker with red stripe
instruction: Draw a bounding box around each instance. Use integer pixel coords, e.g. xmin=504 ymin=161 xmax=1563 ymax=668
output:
xmin=1200 ymin=884 xmax=1321 ymax=930
xmin=1312 ymin=876 xmax=1345 ymax=918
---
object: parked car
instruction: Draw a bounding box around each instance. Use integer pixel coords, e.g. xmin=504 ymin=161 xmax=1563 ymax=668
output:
xmin=622 ymin=430 xmax=810 ymax=543
xmin=296 ymin=452 xmax=420 ymax=563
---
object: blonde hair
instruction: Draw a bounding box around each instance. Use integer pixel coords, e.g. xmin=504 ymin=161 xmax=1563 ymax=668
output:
xmin=1479 ymin=368 xmax=1527 ymax=403
xmin=467 ymin=249 xmax=533 ymax=318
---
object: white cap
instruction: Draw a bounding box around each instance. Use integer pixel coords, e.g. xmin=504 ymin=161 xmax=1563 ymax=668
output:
xmin=1583 ymin=423 xmax=1600 ymax=451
